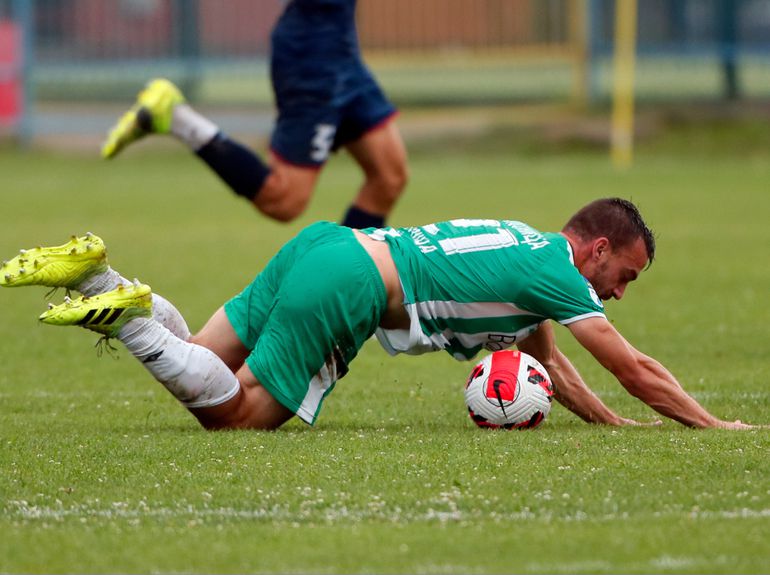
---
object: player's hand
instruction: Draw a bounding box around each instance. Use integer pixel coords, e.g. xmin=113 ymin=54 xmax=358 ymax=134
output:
xmin=716 ymin=419 xmax=767 ymax=430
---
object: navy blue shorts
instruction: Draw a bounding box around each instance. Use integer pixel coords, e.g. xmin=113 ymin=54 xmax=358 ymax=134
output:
xmin=270 ymin=80 xmax=397 ymax=168
xmin=268 ymin=1 xmax=397 ymax=167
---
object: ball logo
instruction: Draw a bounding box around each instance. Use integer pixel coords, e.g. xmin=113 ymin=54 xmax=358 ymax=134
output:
xmin=485 ymin=375 xmax=518 ymax=413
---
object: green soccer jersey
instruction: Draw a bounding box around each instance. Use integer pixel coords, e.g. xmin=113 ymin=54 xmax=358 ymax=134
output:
xmin=365 ymin=219 xmax=606 ymax=361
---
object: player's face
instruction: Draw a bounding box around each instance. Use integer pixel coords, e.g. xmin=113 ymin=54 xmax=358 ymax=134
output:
xmin=588 ymin=237 xmax=648 ymax=301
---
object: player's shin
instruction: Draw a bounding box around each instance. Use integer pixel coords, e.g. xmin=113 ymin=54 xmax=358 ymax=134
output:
xmin=150 ymin=294 xmax=191 ymax=340
xmin=195 ymin=133 xmax=270 ymax=201
xmin=118 ymin=318 xmax=239 ymax=409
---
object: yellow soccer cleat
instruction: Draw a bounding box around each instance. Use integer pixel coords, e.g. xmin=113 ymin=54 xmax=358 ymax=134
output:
xmin=39 ymin=282 xmax=152 ymax=337
xmin=0 ymin=233 xmax=108 ymax=290
xmin=101 ymin=78 xmax=185 ymax=159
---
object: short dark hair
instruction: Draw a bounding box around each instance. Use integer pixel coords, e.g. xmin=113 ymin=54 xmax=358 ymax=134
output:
xmin=562 ymin=198 xmax=656 ymax=266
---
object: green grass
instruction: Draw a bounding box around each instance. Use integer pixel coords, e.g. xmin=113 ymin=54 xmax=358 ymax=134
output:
xmin=1 ymin=124 xmax=769 ymax=573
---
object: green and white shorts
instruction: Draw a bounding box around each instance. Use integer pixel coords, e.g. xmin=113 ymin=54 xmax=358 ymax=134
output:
xmin=224 ymin=221 xmax=387 ymax=425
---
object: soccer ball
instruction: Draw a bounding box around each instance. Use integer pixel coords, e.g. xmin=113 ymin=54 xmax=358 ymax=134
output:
xmin=464 ymin=350 xmax=555 ymax=430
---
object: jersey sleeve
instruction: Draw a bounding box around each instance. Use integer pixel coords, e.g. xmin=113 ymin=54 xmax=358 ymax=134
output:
xmin=519 ymin=255 xmax=606 ymax=325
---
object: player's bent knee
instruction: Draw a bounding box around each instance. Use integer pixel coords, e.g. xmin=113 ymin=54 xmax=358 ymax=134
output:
xmin=393 ymin=159 xmax=410 ymax=188
xmin=374 ymin=162 xmax=409 ymax=197
xmin=388 ymin=165 xmax=409 ymax=200
xmin=255 ymin=167 xmax=316 ymax=223
xmin=362 ymin=169 xmax=408 ymax=212
xmin=257 ymin=198 xmax=308 ymax=223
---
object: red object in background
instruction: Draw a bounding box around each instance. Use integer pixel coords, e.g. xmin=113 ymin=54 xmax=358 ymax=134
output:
xmin=0 ymin=20 xmax=22 ymax=124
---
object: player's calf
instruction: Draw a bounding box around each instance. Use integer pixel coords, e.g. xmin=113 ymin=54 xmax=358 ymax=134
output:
xmin=189 ymin=376 xmax=294 ymax=431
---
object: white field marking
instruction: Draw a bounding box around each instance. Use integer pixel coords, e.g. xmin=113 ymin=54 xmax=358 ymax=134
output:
xmin=16 ymin=390 xmax=159 ymax=400
xmin=412 ymin=563 xmax=477 ymax=574
xmin=525 ymin=560 xmax=614 ymax=573
xmin=528 ymin=553 xmax=729 ymax=573
xmin=7 ymin=500 xmax=770 ymax=524
xmin=651 ymin=555 xmax=697 ymax=569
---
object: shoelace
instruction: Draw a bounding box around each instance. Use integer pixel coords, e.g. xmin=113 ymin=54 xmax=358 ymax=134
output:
xmin=95 ymin=336 xmax=120 ymax=359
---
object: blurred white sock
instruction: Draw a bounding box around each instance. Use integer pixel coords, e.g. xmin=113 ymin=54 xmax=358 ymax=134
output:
xmin=171 ymin=104 xmax=219 ymax=151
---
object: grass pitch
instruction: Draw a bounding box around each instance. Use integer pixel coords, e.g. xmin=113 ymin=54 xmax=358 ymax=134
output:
xmin=1 ymin=123 xmax=769 ymax=573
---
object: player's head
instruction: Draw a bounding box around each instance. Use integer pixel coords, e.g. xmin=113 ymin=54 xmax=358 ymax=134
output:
xmin=562 ymin=198 xmax=656 ymax=301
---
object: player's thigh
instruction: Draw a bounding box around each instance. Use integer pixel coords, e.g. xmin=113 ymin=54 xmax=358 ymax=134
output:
xmin=190 ymin=307 xmax=249 ymax=372
xmin=336 ymin=74 xmax=402 ymax=175
xmin=346 ymin=119 xmax=408 ymax=181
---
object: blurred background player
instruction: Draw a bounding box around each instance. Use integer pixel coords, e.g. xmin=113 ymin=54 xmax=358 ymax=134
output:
xmin=101 ymin=0 xmax=408 ymax=229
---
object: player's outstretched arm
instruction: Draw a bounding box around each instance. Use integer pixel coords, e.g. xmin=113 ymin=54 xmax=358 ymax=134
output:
xmin=567 ymin=317 xmax=759 ymax=429
xmin=517 ymin=321 xmax=654 ymax=426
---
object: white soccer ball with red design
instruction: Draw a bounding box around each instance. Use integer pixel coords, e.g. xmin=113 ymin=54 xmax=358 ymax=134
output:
xmin=464 ymin=350 xmax=555 ymax=429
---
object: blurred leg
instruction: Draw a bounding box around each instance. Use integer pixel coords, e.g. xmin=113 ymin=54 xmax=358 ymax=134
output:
xmin=344 ymin=119 xmax=408 ymax=226
xmin=196 ymin=133 xmax=321 ymax=223
xmin=254 ymin=156 xmax=321 ymax=222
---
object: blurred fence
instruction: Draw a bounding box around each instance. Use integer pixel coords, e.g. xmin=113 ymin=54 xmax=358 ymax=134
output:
xmin=1 ymin=0 xmax=770 ymax=142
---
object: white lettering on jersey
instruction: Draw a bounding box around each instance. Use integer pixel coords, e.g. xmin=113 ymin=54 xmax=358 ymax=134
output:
xmin=504 ymin=221 xmax=550 ymax=250
xmin=404 ymin=227 xmax=437 ymax=253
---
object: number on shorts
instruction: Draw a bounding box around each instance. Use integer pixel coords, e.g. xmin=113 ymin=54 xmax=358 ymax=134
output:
xmin=310 ymin=124 xmax=336 ymax=162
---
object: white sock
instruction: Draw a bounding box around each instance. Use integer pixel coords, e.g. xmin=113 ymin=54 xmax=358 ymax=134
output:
xmin=151 ymin=293 xmax=191 ymax=341
xmin=78 ymin=267 xmax=130 ymax=296
xmin=77 ymin=269 xmax=190 ymax=340
xmin=171 ymin=104 xmax=219 ymax=151
xmin=119 ymin=318 xmax=239 ymax=409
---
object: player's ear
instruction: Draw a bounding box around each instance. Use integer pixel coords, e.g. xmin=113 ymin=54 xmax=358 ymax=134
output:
xmin=592 ymin=237 xmax=610 ymax=260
